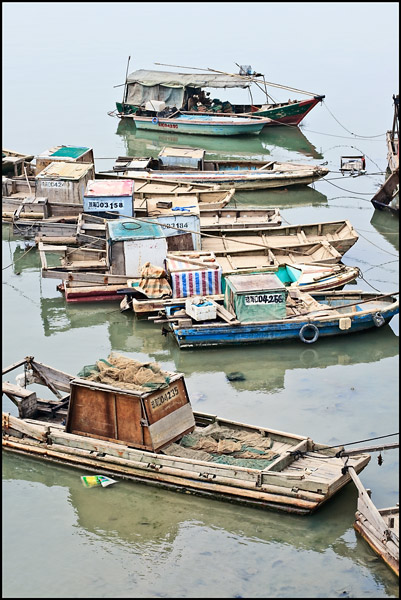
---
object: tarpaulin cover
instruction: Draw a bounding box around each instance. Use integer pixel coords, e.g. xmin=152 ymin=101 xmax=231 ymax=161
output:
xmin=126 ymin=69 xmax=251 ymax=89
xmin=125 ymin=69 xmax=250 ymax=107
xmin=136 ymin=262 xmax=172 ymax=299
xmin=170 ymin=268 xmax=221 ymax=298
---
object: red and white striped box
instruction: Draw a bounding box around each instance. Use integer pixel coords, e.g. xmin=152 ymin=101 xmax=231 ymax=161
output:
xmin=166 ymin=254 xmax=222 ymax=298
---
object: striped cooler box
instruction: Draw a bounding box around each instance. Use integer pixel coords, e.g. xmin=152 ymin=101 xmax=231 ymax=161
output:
xmin=167 ymin=255 xmax=222 ymax=298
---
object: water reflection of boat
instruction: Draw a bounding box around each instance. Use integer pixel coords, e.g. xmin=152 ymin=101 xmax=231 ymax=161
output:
xmin=370 ymin=210 xmax=399 ymax=252
xmin=160 ymin=325 xmax=400 ymax=393
xmin=116 ymin=119 xmax=322 ymax=160
xmin=230 ymin=185 xmax=328 ymax=208
xmin=8 ymin=243 xmax=40 ymax=274
xmin=2 ymin=452 xmax=399 ymax=593
xmin=38 ymin=296 xmax=399 ymax=393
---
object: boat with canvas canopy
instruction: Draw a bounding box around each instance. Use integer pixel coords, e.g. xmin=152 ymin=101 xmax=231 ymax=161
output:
xmin=115 ymin=64 xmax=324 ymax=127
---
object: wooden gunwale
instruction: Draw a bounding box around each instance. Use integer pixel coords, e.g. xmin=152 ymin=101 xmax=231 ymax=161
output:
xmin=1 ymin=439 xmax=311 ymax=515
xmin=172 ymin=294 xmax=398 ymax=328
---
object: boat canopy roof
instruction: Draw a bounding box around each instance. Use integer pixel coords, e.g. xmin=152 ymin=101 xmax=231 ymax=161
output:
xmin=126 ymin=69 xmax=250 ymax=89
xmin=125 ymin=69 xmax=250 ymax=108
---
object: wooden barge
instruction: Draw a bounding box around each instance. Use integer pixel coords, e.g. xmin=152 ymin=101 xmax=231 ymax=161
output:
xmin=2 ymin=355 xmax=371 ymax=516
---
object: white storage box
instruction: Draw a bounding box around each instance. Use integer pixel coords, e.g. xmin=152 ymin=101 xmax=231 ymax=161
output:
xmin=145 ymin=100 xmax=166 ymax=112
xmin=185 ymin=297 xmax=217 ymax=321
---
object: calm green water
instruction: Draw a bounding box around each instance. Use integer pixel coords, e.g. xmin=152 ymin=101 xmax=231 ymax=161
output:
xmin=2 ymin=3 xmax=399 ymax=598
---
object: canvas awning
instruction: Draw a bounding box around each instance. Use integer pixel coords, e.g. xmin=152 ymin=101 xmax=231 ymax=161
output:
xmin=126 ymin=69 xmax=251 ymax=89
xmin=125 ymin=69 xmax=251 ymax=108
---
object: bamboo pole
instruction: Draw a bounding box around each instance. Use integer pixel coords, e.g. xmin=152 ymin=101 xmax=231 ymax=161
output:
xmin=154 ymin=62 xmax=320 ymax=96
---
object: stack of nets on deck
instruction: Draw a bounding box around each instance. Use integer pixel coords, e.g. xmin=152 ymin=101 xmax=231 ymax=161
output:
xmin=162 ymin=421 xmax=280 ymax=469
xmin=77 ymin=352 xmax=171 ymax=392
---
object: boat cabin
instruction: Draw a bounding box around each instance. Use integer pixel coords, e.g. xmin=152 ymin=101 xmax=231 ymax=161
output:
xmin=66 ymin=372 xmax=195 ymax=452
xmin=224 ymin=273 xmax=288 ymax=323
xmin=106 ymin=218 xmax=168 ymax=277
xmin=35 ymin=145 xmax=94 ymax=175
xmin=83 ymin=179 xmax=135 ymax=218
xmin=35 ymin=161 xmax=95 ymax=205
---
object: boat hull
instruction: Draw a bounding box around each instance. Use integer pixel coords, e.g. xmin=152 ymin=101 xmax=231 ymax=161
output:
xmin=1 ymin=409 xmax=370 ymax=516
xmin=132 ymin=116 xmax=267 ymax=136
xmin=123 ymin=169 xmax=329 ymax=190
xmin=354 ymin=508 xmax=399 ymax=577
xmin=253 ymin=96 xmax=324 ymax=126
xmin=171 ymin=302 xmax=399 ymax=349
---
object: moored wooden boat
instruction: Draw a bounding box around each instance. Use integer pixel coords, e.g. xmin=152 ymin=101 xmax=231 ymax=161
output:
xmin=191 ymin=207 xmax=281 ymax=229
xmin=116 ymin=66 xmax=324 ymax=127
xmin=201 ymin=220 xmax=358 ymax=257
xmin=132 ymin=112 xmax=270 ymax=136
xmin=371 ymin=169 xmax=399 ymax=217
xmin=127 ymin=261 xmax=361 ymax=317
xmin=345 ymin=464 xmax=399 ymax=577
xmin=2 ymin=355 xmax=371 ymax=515
xmin=166 ymin=283 xmax=399 ymax=349
xmin=106 ymin=147 xmax=329 ymax=190
xmin=98 ymin=174 xmax=236 ymax=211
xmin=2 ymin=148 xmax=34 ymax=176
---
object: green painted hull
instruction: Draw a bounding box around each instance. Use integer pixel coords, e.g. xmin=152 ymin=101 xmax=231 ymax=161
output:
xmin=253 ymin=97 xmax=324 ymax=126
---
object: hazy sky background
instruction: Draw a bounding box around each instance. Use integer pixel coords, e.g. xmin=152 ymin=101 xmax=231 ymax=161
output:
xmin=2 ymin=2 xmax=399 ymax=155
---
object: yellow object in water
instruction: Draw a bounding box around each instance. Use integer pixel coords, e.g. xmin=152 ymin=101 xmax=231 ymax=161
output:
xmin=81 ymin=475 xmax=117 ymax=488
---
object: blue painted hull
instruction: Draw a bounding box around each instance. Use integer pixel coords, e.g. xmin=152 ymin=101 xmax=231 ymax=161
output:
xmin=133 ymin=115 xmax=267 ymax=136
xmin=171 ymin=307 xmax=399 ymax=349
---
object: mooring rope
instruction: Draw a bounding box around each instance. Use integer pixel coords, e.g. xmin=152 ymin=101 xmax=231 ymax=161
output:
xmin=321 ymin=101 xmax=387 ymax=139
xmin=2 ymin=244 xmax=35 ymax=271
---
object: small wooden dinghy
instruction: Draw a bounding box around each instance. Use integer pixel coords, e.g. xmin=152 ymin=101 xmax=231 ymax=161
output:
xmin=2 ymin=355 xmax=371 ymax=515
xmin=201 ymin=220 xmax=359 ymax=257
xmin=165 ymin=279 xmax=399 ymax=348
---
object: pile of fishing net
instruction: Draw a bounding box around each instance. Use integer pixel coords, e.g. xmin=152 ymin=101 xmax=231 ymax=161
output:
xmin=77 ymin=352 xmax=171 ymax=392
xmin=163 ymin=421 xmax=280 ymax=469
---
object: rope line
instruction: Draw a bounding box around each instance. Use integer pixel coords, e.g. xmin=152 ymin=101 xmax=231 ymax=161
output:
xmin=2 ymin=244 xmax=35 ymax=271
xmin=321 ymin=176 xmax=381 ymax=195
xmin=287 ymin=433 xmax=399 ymax=460
xmin=322 ymin=101 xmax=387 ymax=139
